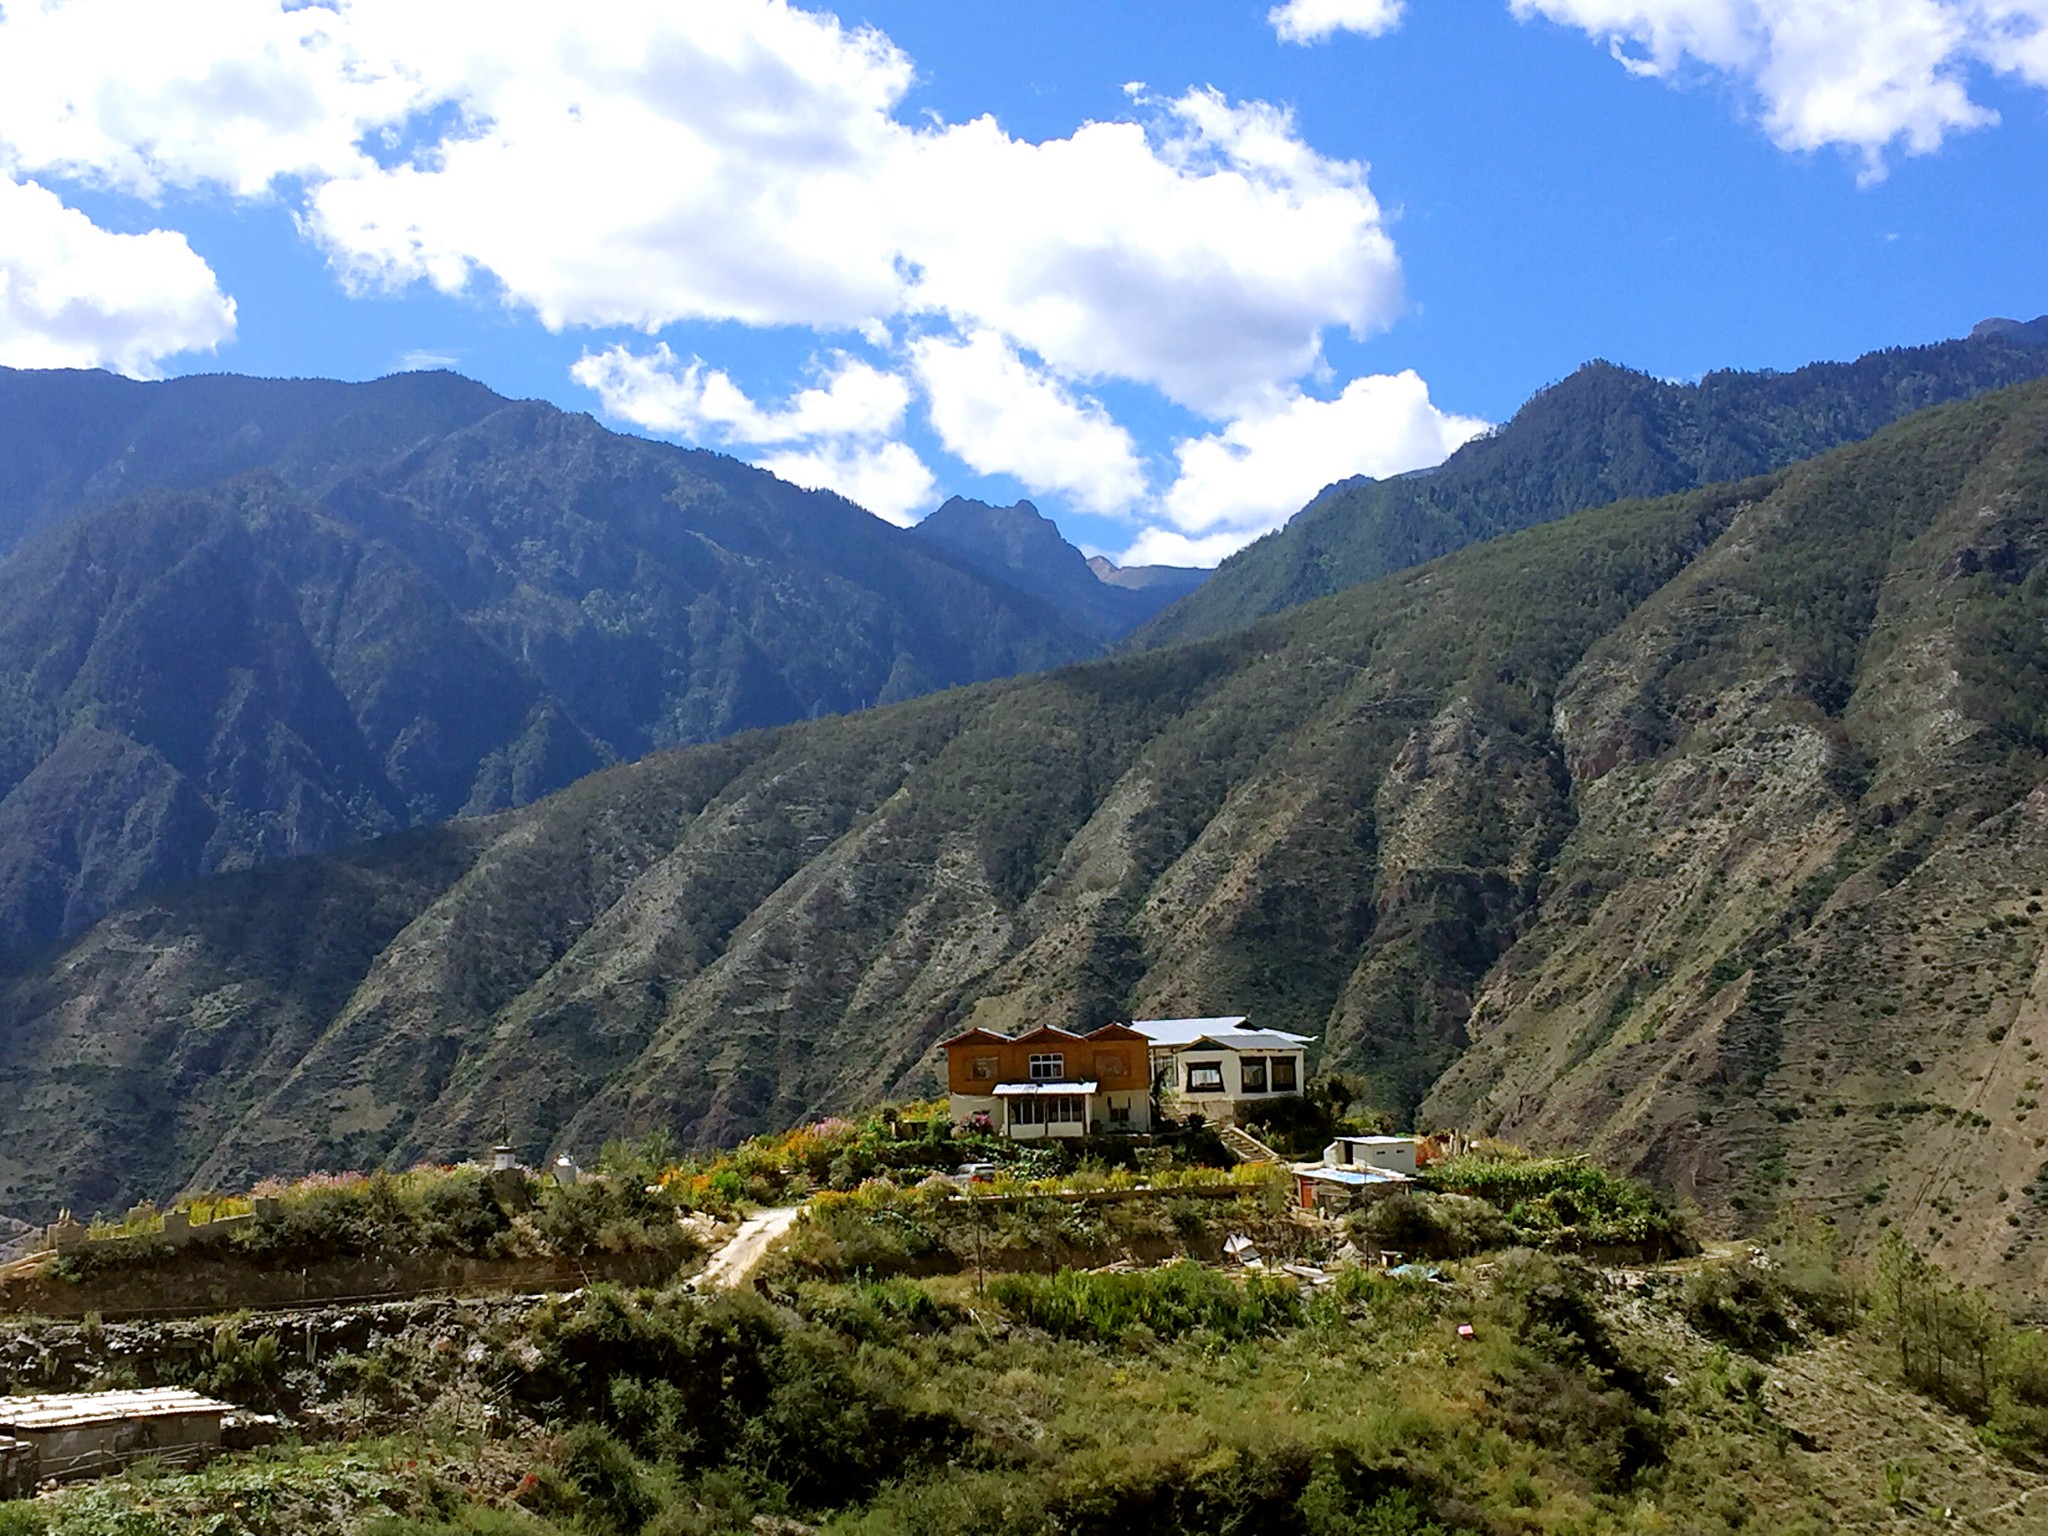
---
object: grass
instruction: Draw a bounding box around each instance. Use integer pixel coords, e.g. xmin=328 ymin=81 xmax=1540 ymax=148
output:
xmin=8 ymin=1227 xmax=2048 ymax=1535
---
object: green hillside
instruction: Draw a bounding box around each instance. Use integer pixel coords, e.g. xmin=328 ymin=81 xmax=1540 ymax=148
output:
xmin=7 ymin=379 xmax=2048 ymax=1302
xmin=1135 ymin=323 xmax=2048 ymax=648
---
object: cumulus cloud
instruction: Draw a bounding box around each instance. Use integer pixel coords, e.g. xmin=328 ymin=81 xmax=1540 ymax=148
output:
xmin=570 ymin=342 xmax=932 ymax=522
xmin=1155 ymin=371 xmax=1488 ymax=555
xmin=755 ymin=440 xmax=936 ymax=526
xmin=892 ymin=89 xmax=1401 ymax=415
xmin=0 ymin=174 xmax=234 ymax=373
xmin=909 ymin=331 xmax=1149 ymax=517
xmin=1270 ymin=0 xmax=1407 ymax=45
xmin=0 ymin=0 xmax=1405 ymax=416
xmin=1514 ymin=0 xmax=2048 ymax=175
xmin=572 ymin=343 xmax=909 ymax=444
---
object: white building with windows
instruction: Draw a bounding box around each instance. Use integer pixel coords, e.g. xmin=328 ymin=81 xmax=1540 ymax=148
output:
xmin=1133 ymin=1016 xmax=1314 ymax=1125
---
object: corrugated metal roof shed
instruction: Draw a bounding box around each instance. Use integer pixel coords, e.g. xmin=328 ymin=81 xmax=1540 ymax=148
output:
xmin=0 ymin=1388 xmax=234 ymax=1431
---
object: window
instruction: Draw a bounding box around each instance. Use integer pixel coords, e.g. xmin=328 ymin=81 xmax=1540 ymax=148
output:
xmin=1186 ymin=1060 xmax=1224 ymax=1093
xmin=1271 ymin=1057 xmax=1298 ymax=1092
xmin=971 ymin=1056 xmax=998 ymax=1081
xmin=1009 ymin=1095 xmax=1085 ymax=1126
xmin=1029 ymin=1052 xmax=1065 ymax=1080
xmin=1095 ymin=1052 xmax=1127 ymax=1080
xmin=1108 ymin=1097 xmax=1132 ymax=1122
xmin=1241 ymin=1058 xmax=1268 ymax=1093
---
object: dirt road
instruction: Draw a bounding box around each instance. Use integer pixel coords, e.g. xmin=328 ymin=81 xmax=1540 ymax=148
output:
xmin=692 ymin=1206 xmax=801 ymax=1291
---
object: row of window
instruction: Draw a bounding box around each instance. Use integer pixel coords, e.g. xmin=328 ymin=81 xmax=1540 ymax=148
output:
xmin=968 ymin=1051 xmax=1300 ymax=1093
xmin=1007 ymin=1095 xmax=1087 ymax=1125
xmin=969 ymin=1052 xmax=1131 ymax=1082
xmin=1184 ymin=1056 xmax=1297 ymax=1093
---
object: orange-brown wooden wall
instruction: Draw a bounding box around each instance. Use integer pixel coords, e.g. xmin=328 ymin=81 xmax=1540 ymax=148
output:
xmin=944 ymin=1032 xmax=1147 ymax=1095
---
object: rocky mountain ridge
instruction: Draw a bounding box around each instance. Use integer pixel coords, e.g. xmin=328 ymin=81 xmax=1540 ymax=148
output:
xmin=908 ymin=496 xmax=1207 ymax=637
xmin=0 ymin=371 xmax=1110 ymax=949
xmin=1135 ymin=318 xmax=2048 ymax=648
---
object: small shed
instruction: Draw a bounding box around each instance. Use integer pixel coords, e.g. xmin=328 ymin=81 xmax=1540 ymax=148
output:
xmin=0 ymin=1388 xmax=236 ymax=1484
xmin=1323 ymin=1135 xmax=1427 ymax=1179
xmin=1296 ymin=1164 xmax=1412 ymax=1212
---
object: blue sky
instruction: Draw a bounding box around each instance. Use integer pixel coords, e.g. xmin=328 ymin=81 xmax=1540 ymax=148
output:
xmin=1 ymin=0 xmax=2044 ymax=564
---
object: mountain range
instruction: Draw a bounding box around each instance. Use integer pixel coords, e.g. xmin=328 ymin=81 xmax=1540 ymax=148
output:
xmin=0 ymin=370 xmax=1136 ymax=950
xmin=8 ymin=374 xmax=2048 ymax=1301
xmin=1135 ymin=320 xmax=2048 ymax=647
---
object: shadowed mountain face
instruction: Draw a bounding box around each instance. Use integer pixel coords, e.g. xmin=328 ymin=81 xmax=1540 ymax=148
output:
xmin=909 ymin=496 xmax=1208 ymax=637
xmin=0 ymin=371 xmax=1106 ymax=949
xmin=11 ymin=380 xmax=2048 ymax=1301
xmin=1134 ymin=321 xmax=2048 ymax=649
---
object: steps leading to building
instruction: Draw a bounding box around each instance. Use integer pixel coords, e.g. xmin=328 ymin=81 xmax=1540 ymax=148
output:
xmin=1217 ymin=1126 xmax=1283 ymax=1165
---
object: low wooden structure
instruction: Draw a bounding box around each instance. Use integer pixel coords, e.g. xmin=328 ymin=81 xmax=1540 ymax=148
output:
xmin=0 ymin=1387 xmax=236 ymax=1486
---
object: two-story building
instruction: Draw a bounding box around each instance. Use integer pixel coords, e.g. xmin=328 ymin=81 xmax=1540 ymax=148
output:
xmin=939 ymin=1023 xmax=1153 ymax=1138
xmin=1133 ymin=1016 xmax=1315 ymax=1126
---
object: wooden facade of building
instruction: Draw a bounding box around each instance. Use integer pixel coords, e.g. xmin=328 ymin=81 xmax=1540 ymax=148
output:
xmin=940 ymin=1024 xmax=1153 ymax=1138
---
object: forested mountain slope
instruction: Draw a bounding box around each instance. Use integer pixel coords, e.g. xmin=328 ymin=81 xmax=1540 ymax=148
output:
xmin=0 ymin=372 xmax=1098 ymax=949
xmin=9 ymin=380 xmax=2048 ymax=1299
xmin=1135 ymin=321 xmax=2048 ymax=648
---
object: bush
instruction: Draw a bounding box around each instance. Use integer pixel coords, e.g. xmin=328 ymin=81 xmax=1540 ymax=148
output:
xmin=1350 ymin=1193 xmax=1509 ymax=1259
xmin=1683 ymin=1263 xmax=1805 ymax=1355
xmin=559 ymin=1424 xmax=659 ymax=1535
xmin=515 ymin=1287 xmax=965 ymax=1508
xmin=1423 ymin=1155 xmax=1691 ymax=1256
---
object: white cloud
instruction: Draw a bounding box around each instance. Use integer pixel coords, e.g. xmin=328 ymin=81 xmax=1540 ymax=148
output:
xmin=1117 ymin=526 xmax=1263 ymax=568
xmin=572 ymin=343 xmax=909 ymax=443
xmin=756 ymin=440 xmax=935 ymax=526
xmin=1159 ymin=370 xmax=1488 ymax=549
xmin=0 ymin=1 xmax=1405 ymax=413
xmin=891 ymin=89 xmax=1402 ymax=414
xmin=908 ymin=331 xmax=1148 ymax=517
xmin=570 ymin=342 xmax=931 ymax=521
xmin=1514 ymin=0 xmax=2048 ymax=176
xmin=1270 ymin=0 xmax=1407 ymax=45
xmin=0 ymin=174 xmax=234 ymax=374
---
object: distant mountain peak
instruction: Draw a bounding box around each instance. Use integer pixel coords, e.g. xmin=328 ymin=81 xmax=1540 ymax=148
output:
xmin=1087 ymin=554 xmax=1211 ymax=601
xmin=910 ymin=496 xmax=1208 ymax=637
xmin=1972 ymin=315 xmax=2048 ymax=345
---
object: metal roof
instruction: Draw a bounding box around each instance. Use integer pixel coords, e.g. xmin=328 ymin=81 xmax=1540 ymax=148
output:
xmin=1133 ymin=1017 xmax=1314 ymax=1047
xmin=990 ymin=1080 xmax=1100 ymax=1096
xmin=1182 ymin=1031 xmax=1314 ymax=1052
xmin=1296 ymin=1166 xmax=1412 ymax=1186
xmin=0 ymin=1388 xmax=234 ymax=1431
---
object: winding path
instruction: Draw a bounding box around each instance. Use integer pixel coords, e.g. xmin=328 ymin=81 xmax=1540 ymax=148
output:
xmin=692 ymin=1206 xmax=801 ymax=1291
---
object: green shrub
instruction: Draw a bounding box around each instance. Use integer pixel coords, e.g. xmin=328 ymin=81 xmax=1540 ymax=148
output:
xmin=1423 ymin=1155 xmax=1691 ymax=1255
xmin=1350 ymin=1192 xmax=1509 ymax=1259
xmin=560 ymin=1423 xmax=659 ymax=1535
xmin=515 ymin=1287 xmax=964 ymax=1507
